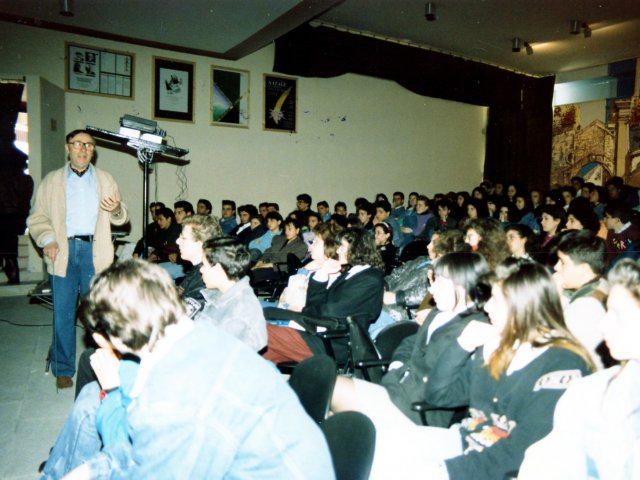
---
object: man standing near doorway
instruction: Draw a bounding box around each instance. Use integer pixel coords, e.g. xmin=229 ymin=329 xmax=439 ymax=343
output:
xmin=27 ymin=129 xmax=128 ymax=389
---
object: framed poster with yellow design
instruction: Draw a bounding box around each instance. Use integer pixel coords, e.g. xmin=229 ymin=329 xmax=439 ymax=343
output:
xmin=263 ymin=74 xmax=297 ymax=133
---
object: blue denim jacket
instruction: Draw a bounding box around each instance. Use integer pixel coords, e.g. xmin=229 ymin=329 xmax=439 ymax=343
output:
xmin=108 ymin=321 xmax=335 ymax=479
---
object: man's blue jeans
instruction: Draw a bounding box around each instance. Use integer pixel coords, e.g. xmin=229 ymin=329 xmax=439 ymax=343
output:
xmin=50 ymin=239 xmax=95 ymax=377
xmin=41 ymin=382 xmax=103 ymax=479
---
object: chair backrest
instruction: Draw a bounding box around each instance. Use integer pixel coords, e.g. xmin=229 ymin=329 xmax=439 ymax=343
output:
xmin=288 ymin=354 xmax=337 ymax=423
xmin=286 ymin=252 xmax=303 ymax=275
xmin=399 ymin=240 xmax=429 ymax=263
xmin=320 ymin=411 xmax=376 ymax=480
xmin=346 ymin=316 xmax=382 ymax=379
xmin=374 ymin=321 xmax=420 ymax=360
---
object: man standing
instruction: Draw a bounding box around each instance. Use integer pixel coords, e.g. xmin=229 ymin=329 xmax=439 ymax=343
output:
xmin=27 ymin=129 xmax=128 ymax=389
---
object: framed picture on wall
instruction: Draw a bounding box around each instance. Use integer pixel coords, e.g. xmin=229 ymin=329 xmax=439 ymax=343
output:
xmin=153 ymin=56 xmax=194 ymax=122
xmin=211 ymin=66 xmax=250 ymax=127
xmin=66 ymin=42 xmax=134 ymax=99
xmin=263 ymin=74 xmax=297 ymax=133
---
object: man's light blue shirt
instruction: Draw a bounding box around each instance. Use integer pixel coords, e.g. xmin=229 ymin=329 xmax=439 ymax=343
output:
xmin=66 ymin=164 xmax=99 ymax=237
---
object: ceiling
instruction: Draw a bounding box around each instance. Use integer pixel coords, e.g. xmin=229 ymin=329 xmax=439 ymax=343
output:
xmin=2 ymin=0 xmax=640 ymax=77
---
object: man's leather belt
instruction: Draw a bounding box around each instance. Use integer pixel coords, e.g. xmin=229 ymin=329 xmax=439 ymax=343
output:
xmin=68 ymin=235 xmax=93 ymax=242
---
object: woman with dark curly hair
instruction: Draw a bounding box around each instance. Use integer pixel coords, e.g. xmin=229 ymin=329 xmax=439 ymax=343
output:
xmin=462 ymin=217 xmax=510 ymax=270
xmin=374 ymin=222 xmax=397 ymax=275
xmin=263 ymin=227 xmax=385 ymax=366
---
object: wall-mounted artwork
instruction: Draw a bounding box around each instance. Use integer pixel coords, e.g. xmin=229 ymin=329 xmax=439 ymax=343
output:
xmin=66 ymin=42 xmax=134 ymax=99
xmin=211 ymin=66 xmax=249 ymax=127
xmin=551 ymin=97 xmax=640 ymax=187
xmin=153 ymin=57 xmax=194 ymax=122
xmin=263 ymin=74 xmax=297 ymax=133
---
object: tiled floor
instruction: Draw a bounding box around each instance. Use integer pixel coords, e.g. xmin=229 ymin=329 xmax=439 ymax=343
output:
xmin=0 ymin=288 xmax=83 ymax=479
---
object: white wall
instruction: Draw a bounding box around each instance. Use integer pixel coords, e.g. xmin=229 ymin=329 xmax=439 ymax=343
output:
xmin=0 ymin=22 xmax=487 ymax=240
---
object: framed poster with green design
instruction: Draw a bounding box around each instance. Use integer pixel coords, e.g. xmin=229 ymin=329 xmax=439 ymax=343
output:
xmin=211 ymin=66 xmax=249 ymax=127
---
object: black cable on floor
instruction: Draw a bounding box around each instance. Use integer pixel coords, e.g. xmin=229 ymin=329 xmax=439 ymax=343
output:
xmin=0 ymin=318 xmax=85 ymax=329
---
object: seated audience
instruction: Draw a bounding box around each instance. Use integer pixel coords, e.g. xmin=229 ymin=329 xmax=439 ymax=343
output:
xmin=176 ymin=214 xmax=222 ymax=307
xmin=519 ymin=258 xmax=640 ymax=480
xmin=462 ymin=217 xmax=510 ymax=270
xmin=374 ymin=199 xmax=404 ymax=247
xmin=198 ymin=236 xmax=267 ymax=352
xmin=248 ymin=211 xmax=283 ymax=261
xmin=334 ymin=201 xmax=347 ymax=216
xmin=173 ymin=200 xmax=194 ymax=225
xmin=275 ymin=223 xmax=343 ymax=312
xmin=149 ymin=206 xmax=183 ymax=280
xmin=73 ymin=214 xmax=222 ymax=397
xmin=258 ymin=201 xmax=269 ymax=219
xmin=505 ymin=223 xmax=535 ymax=260
xmin=374 ymin=222 xmax=397 ymax=275
xmin=196 ymin=198 xmax=212 ymax=216
xmin=317 ymin=200 xmax=331 ymax=222
xmin=589 ymin=185 xmax=607 ymax=219
xmin=604 ymin=200 xmax=640 ymax=268
xmin=465 ymin=197 xmax=489 ymax=221
xmin=380 ymin=229 xmax=469 ymax=329
xmin=263 ymin=227 xmax=384 ymax=366
xmin=295 ymin=193 xmax=315 ymax=226
xmin=252 ymin=217 xmax=307 ymax=281
xmin=220 ymin=199 xmax=237 ymax=234
xmin=406 ymin=195 xmax=437 ymax=240
xmin=40 ymin=260 xmax=333 ymax=479
xmin=133 ymin=201 xmax=164 ymax=258
xmin=357 ymin=201 xmax=375 ymax=231
xmin=331 ymin=252 xmax=489 ymax=428
xmin=432 ymin=198 xmax=457 ymax=236
xmin=366 ymin=260 xmax=593 ymax=480
xmin=230 ymin=204 xmax=258 ymax=243
xmin=552 ymin=230 xmax=608 ymax=369
xmin=536 ymin=204 xmax=567 ymax=265
xmin=565 ymin=197 xmax=601 ymax=235
xmin=391 ymin=191 xmax=406 ymax=223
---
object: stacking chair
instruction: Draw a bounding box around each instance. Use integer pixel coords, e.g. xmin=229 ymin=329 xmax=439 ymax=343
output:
xmin=353 ymin=320 xmax=419 ymax=383
xmin=320 ymin=411 xmax=376 ymax=480
xmin=288 ymin=354 xmax=337 ymax=423
xmin=251 ymin=253 xmax=303 ymax=299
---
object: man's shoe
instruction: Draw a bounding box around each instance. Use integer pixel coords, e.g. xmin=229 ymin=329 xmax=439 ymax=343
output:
xmin=56 ymin=376 xmax=73 ymax=389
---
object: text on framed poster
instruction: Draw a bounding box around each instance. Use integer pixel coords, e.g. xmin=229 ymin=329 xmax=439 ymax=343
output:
xmin=66 ymin=42 xmax=134 ymax=99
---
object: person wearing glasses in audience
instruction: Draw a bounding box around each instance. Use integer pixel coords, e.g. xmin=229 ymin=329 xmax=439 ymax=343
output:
xmin=27 ymin=129 xmax=128 ymax=390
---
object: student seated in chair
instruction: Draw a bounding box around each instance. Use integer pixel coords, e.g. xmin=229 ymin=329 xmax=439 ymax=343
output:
xmin=263 ymin=227 xmax=385 ymax=366
xmin=197 ymin=236 xmax=267 ymax=353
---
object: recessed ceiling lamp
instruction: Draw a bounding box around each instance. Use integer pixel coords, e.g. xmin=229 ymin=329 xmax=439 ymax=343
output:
xmin=425 ymin=2 xmax=436 ymax=21
xmin=570 ymin=19 xmax=580 ymax=34
xmin=512 ymin=37 xmax=522 ymax=53
xmin=524 ymin=42 xmax=534 ymax=55
xmin=60 ymin=0 xmax=74 ymax=17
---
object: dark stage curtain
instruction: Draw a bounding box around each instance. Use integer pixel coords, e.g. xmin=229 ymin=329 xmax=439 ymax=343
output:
xmin=274 ymin=25 xmax=554 ymax=189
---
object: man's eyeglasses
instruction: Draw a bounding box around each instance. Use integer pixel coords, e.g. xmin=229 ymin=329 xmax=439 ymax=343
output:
xmin=68 ymin=141 xmax=96 ymax=151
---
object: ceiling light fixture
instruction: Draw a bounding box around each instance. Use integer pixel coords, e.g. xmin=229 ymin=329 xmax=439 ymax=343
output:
xmin=524 ymin=42 xmax=534 ymax=55
xmin=425 ymin=2 xmax=436 ymax=21
xmin=570 ymin=20 xmax=580 ymax=35
xmin=512 ymin=37 xmax=522 ymax=53
xmin=60 ymin=0 xmax=74 ymax=17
